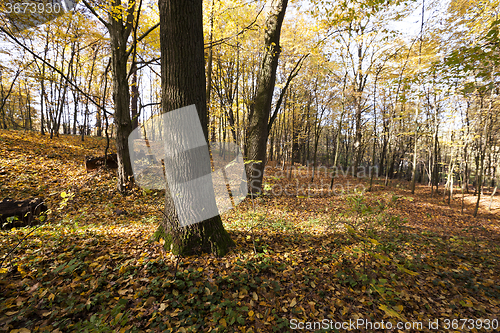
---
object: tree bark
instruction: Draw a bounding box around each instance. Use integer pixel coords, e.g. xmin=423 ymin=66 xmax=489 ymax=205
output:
xmin=155 ymin=0 xmax=234 ymax=256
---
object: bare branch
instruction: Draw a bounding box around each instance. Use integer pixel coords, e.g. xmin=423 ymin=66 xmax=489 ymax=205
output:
xmin=0 ymin=26 xmax=112 ymax=115
xmin=81 ymin=0 xmax=110 ymax=29
xmin=268 ymin=53 xmax=310 ymax=132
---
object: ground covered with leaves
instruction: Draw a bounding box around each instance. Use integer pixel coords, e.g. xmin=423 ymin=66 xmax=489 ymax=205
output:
xmin=1 ymin=129 xmax=499 ymax=332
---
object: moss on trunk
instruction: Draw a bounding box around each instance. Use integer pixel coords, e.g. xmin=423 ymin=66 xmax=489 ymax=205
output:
xmin=152 ymin=216 xmax=235 ymax=256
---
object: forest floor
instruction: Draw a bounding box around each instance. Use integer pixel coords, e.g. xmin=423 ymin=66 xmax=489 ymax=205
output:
xmin=0 ymin=129 xmax=499 ymax=333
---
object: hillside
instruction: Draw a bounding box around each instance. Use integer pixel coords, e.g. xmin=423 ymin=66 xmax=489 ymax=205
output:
xmin=1 ymin=130 xmax=499 ymax=332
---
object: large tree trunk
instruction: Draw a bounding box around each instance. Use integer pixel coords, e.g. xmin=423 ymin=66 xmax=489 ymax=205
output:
xmin=245 ymin=0 xmax=288 ymax=196
xmin=154 ymin=0 xmax=234 ymax=256
xmin=81 ymin=0 xmax=136 ymax=191
xmin=474 ymin=94 xmax=493 ymax=217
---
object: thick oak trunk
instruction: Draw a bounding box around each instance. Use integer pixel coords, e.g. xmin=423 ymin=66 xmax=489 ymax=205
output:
xmin=155 ymin=0 xmax=234 ymax=256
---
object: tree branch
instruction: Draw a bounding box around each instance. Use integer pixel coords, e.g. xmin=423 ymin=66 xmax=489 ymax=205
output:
xmin=123 ymin=0 xmax=136 ymax=38
xmin=204 ymin=5 xmax=264 ymax=49
xmin=81 ymin=0 xmax=110 ymax=29
xmin=137 ymin=22 xmax=160 ymax=43
xmin=268 ymin=53 xmax=309 ymax=132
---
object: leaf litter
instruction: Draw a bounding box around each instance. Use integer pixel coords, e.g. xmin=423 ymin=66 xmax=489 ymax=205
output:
xmin=0 ymin=129 xmax=499 ymax=332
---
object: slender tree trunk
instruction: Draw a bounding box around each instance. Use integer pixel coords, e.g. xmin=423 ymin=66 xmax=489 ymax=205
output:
xmin=102 ymin=58 xmax=111 ymax=160
xmin=0 ymin=71 xmax=5 ymax=129
xmin=311 ymin=105 xmax=325 ymax=182
xmin=40 ymin=32 xmax=49 ymax=135
xmin=474 ymin=147 xmax=486 ymax=217
xmin=431 ymin=121 xmax=439 ymax=196
xmin=446 ymin=134 xmax=456 ymax=205
xmin=353 ymin=96 xmax=363 ymax=176
xmin=25 ymin=83 xmax=32 ymax=130
xmin=0 ymin=68 xmax=22 ymax=130
xmin=245 ymin=0 xmax=288 ymax=196
xmin=489 ymin=166 xmax=498 ymax=211
xmin=130 ymin=62 xmax=139 ymax=130
xmin=82 ymin=0 xmax=137 ymax=192
xmin=410 ymin=116 xmax=419 ymax=193
xmin=474 ymin=93 xmax=493 ymax=217
xmin=353 ymin=38 xmax=367 ymax=177
xmin=72 ymin=90 xmax=79 ymax=135
xmin=108 ymin=1 xmax=134 ymax=192
xmin=206 ymin=0 xmax=215 ymax=141
xmin=412 ymin=0 xmax=425 ymax=193
xmin=369 ymin=69 xmax=381 ymax=191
